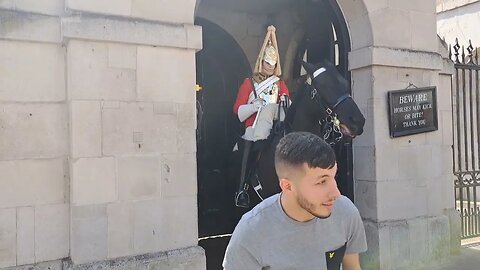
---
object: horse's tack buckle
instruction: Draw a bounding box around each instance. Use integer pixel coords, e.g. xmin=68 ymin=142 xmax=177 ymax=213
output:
xmin=332 ymin=115 xmax=340 ymax=127
xmin=326 ymin=108 xmax=333 ymax=115
xmin=326 ymin=115 xmax=333 ymax=123
xmin=335 ymin=132 xmax=343 ymax=142
xmin=331 ymin=115 xmax=343 ymax=142
xmin=311 ymin=88 xmax=317 ymax=100
xmin=333 ymin=122 xmax=341 ymax=133
xmin=323 ymin=126 xmax=332 ymax=140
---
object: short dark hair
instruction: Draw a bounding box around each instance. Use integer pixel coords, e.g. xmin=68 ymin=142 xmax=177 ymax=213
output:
xmin=274 ymin=132 xmax=336 ymax=179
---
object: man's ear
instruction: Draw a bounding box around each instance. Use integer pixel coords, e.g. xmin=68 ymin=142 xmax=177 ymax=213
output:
xmin=279 ymin=178 xmax=292 ymax=192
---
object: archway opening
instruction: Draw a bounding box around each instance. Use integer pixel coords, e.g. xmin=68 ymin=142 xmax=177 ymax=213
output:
xmin=195 ymin=1 xmax=352 ymax=268
xmin=195 ymin=18 xmax=250 ymax=239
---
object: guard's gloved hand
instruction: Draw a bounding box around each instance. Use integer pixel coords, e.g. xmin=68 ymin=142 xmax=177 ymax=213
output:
xmin=251 ymin=98 xmax=265 ymax=110
xmin=237 ymin=98 xmax=265 ymax=122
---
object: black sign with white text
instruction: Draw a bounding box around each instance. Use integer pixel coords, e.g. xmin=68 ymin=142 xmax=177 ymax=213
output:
xmin=388 ymin=87 xmax=438 ymax=137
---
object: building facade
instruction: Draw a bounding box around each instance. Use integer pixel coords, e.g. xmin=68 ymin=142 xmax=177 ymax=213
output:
xmin=437 ymin=0 xmax=480 ymax=48
xmin=0 ymin=0 xmax=458 ymax=269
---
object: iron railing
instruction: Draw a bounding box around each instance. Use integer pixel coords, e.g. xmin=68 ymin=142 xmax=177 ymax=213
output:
xmin=450 ymin=38 xmax=480 ymax=239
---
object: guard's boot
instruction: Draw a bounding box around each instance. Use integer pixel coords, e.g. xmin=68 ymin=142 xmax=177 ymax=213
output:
xmin=235 ymin=140 xmax=252 ymax=208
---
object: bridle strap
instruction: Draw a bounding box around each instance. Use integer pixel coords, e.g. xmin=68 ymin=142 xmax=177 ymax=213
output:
xmin=310 ymin=88 xmax=330 ymax=114
xmin=313 ymin=67 xmax=326 ymax=78
xmin=309 ymin=85 xmax=346 ymax=144
xmin=332 ymin=94 xmax=351 ymax=109
xmin=311 ymin=86 xmax=351 ymax=113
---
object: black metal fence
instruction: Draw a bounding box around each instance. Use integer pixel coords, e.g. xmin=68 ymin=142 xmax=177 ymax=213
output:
xmin=450 ymin=39 xmax=480 ymax=240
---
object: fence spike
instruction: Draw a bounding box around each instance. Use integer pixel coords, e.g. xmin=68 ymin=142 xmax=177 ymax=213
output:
xmin=453 ymin=38 xmax=460 ymax=63
xmin=467 ymin=40 xmax=474 ymax=64
xmin=475 ymin=47 xmax=479 ymax=65
xmin=462 ymin=45 xmax=466 ymax=64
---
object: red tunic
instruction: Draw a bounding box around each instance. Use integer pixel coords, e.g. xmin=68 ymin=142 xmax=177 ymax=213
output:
xmin=233 ymin=78 xmax=290 ymax=128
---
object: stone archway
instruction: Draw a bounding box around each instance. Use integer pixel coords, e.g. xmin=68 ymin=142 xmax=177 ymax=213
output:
xmin=193 ymin=0 xmax=373 ymax=201
xmin=193 ymin=0 xmax=374 ymax=203
xmin=336 ymin=0 xmax=373 ymax=50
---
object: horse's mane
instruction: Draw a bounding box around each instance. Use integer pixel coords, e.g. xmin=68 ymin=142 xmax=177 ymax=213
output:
xmin=285 ymin=80 xmax=308 ymax=126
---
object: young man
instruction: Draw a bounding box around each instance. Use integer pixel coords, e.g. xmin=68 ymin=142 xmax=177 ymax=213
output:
xmin=223 ymin=132 xmax=367 ymax=270
xmin=233 ymin=25 xmax=290 ymax=207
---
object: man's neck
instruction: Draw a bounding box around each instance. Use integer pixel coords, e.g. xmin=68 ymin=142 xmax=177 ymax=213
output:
xmin=280 ymin=192 xmax=315 ymax=222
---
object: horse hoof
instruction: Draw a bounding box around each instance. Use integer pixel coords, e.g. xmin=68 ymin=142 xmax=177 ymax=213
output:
xmin=235 ymin=191 xmax=250 ymax=208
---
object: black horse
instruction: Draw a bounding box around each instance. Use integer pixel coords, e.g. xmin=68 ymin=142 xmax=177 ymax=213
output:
xmin=236 ymin=59 xmax=365 ymax=207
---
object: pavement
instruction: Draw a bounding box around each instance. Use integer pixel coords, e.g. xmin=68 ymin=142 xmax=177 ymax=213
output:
xmin=417 ymin=244 xmax=480 ymax=270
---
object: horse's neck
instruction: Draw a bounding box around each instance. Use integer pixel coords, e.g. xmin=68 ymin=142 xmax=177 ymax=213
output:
xmin=292 ymin=112 xmax=320 ymax=134
xmin=286 ymin=85 xmax=324 ymax=134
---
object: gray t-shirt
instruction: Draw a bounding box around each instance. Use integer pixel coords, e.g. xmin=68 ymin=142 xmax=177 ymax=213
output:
xmin=223 ymin=194 xmax=367 ymax=270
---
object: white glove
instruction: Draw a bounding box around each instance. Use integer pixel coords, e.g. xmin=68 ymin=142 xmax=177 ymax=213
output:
xmin=251 ymin=98 xmax=265 ymax=110
xmin=237 ymin=104 xmax=257 ymax=122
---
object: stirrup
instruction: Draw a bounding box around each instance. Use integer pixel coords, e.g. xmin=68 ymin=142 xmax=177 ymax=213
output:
xmin=235 ymin=190 xmax=250 ymax=208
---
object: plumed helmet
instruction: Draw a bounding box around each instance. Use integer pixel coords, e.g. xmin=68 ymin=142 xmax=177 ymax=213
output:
xmin=254 ymin=25 xmax=282 ymax=76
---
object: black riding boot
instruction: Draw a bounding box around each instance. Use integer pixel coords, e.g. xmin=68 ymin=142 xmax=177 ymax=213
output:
xmin=235 ymin=140 xmax=252 ymax=208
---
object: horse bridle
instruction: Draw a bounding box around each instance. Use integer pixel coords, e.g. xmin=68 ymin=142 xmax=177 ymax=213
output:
xmin=310 ymin=83 xmax=352 ymax=143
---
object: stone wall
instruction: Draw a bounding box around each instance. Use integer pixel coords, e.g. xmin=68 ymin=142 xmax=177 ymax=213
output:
xmin=195 ymin=3 xmax=302 ymax=84
xmin=353 ymin=52 xmax=456 ymax=269
xmin=437 ymin=0 xmax=480 ymax=48
xmin=0 ymin=0 xmax=204 ymax=269
xmin=196 ymin=5 xmax=274 ymax=72
xmin=0 ymin=27 xmax=69 ymax=269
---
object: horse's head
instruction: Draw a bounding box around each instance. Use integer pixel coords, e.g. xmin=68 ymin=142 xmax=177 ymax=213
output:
xmin=301 ymin=60 xmax=365 ymax=138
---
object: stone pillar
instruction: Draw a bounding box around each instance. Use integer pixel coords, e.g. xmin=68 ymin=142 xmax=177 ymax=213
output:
xmin=0 ymin=0 xmax=205 ymax=269
xmin=65 ymin=0 xmax=204 ymax=268
xmin=0 ymin=2 xmax=69 ymax=268
xmin=342 ymin=0 xmax=458 ymax=269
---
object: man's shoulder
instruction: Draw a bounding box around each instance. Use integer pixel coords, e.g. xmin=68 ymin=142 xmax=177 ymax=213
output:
xmin=237 ymin=194 xmax=280 ymax=229
xmin=331 ymin=196 xmax=368 ymax=254
xmin=333 ymin=195 xmax=361 ymax=218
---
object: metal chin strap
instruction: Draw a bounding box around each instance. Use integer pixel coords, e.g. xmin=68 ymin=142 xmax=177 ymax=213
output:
xmin=321 ymin=113 xmax=343 ymax=144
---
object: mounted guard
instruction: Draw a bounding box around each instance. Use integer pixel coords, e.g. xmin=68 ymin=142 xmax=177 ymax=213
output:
xmin=233 ymin=25 xmax=290 ymax=207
